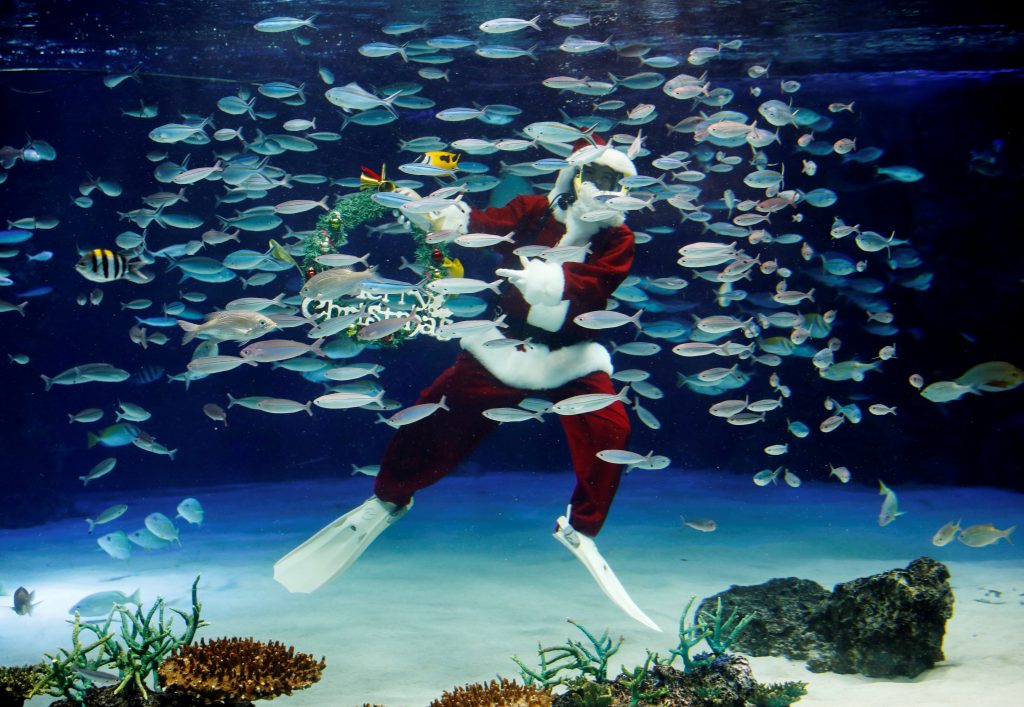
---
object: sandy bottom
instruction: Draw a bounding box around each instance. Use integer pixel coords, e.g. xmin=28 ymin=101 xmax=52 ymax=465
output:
xmin=1 ymin=469 xmax=1021 ymax=706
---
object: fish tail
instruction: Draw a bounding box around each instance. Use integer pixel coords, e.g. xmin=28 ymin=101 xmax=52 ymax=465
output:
xmin=310 ymin=338 xmax=326 ymax=357
xmin=15 ymin=301 xmax=26 ymax=316
xmin=87 ymin=432 xmax=99 ymax=449
xmin=303 ymin=401 xmax=313 ymax=417
xmin=40 ymin=374 xmax=53 ymax=391
xmin=85 ymin=518 xmax=95 ymax=533
xmin=632 ymin=308 xmax=644 ymax=330
xmin=226 ymin=393 xmax=238 ymax=408
xmin=437 ymin=394 xmax=450 ymax=412
xmin=1005 ymin=526 xmax=1016 ymax=544
xmin=168 ymin=449 xmax=177 ymax=461
xmin=178 ymin=320 xmax=200 ymax=344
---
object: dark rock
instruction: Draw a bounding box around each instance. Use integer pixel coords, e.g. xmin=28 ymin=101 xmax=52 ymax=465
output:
xmin=806 ymin=557 xmax=954 ymax=678
xmin=698 ymin=557 xmax=954 ymax=679
xmin=696 ymin=578 xmax=830 ymax=660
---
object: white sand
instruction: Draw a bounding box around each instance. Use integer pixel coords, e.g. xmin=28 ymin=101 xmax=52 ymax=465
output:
xmin=2 ymin=470 xmax=1021 ymax=706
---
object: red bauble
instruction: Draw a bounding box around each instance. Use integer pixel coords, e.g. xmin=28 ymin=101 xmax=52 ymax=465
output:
xmin=306 ymin=267 xmax=316 ymax=280
xmin=431 ymin=248 xmax=444 ymax=263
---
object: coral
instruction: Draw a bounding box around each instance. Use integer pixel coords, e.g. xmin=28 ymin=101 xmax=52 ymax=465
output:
xmin=99 ymin=575 xmax=208 ymax=695
xmin=618 ymin=651 xmax=669 ymax=706
xmin=29 ymin=612 xmax=116 ymax=704
xmin=748 ymin=681 xmax=808 ymax=707
xmin=659 ymin=597 xmax=754 ymax=673
xmin=513 ymin=619 xmax=623 ymax=688
xmin=30 ymin=576 xmax=207 ymax=703
xmin=157 ymin=637 xmax=325 ymax=703
xmin=0 ymin=664 xmax=46 ymax=707
xmin=428 ymin=677 xmax=553 ymax=707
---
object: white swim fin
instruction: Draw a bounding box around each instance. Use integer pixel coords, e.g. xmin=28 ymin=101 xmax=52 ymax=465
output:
xmin=553 ymin=514 xmax=661 ymax=632
xmin=273 ymin=495 xmax=411 ymax=594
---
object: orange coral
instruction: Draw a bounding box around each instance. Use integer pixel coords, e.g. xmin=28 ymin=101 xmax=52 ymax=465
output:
xmin=157 ymin=637 xmax=325 ymax=703
xmin=429 ymin=677 xmax=553 ymax=707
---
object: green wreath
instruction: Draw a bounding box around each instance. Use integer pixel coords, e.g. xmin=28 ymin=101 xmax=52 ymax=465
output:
xmin=299 ymin=184 xmax=455 ymax=347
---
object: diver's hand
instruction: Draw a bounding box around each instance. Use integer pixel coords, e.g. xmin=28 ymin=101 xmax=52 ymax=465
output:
xmin=393 ymin=187 xmax=429 ymax=230
xmin=496 ymin=256 xmax=565 ymax=306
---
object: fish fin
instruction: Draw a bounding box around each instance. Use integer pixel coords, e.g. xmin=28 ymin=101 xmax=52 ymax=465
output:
xmin=1005 ymin=526 xmax=1016 ymax=544
xmin=87 ymin=433 xmax=99 ymax=449
xmin=40 ymin=374 xmax=53 ymax=391
xmin=178 ymin=320 xmax=200 ymax=344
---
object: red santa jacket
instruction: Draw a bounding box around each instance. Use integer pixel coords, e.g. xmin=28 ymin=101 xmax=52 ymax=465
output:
xmin=469 ymin=194 xmax=636 ymax=349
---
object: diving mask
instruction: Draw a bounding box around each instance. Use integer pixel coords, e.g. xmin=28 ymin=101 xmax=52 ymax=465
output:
xmin=574 ymin=163 xmax=627 ymax=194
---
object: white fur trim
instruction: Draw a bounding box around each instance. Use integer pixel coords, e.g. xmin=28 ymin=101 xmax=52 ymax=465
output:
xmin=592 ymin=147 xmax=637 ymax=178
xmin=519 ymin=258 xmax=564 ymax=306
xmin=527 ymin=300 xmax=570 ymax=332
xmin=462 ymin=329 xmax=613 ymax=390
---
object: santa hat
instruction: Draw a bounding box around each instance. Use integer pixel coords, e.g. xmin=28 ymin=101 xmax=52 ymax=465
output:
xmin=548 ymin=134 xmax=637 ymax=206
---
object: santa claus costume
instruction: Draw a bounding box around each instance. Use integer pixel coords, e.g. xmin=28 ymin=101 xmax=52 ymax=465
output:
xmin=275 ymin=137 xmax=661 ymax=631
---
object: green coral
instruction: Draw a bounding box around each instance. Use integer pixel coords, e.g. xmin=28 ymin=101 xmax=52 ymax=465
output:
xmin=1 ymin=663 xmax=47 ymax=705
xmin=510 ymin=597 xmax=787 ymax=707
xmin=620 ymin=650 xmax=670 ymax=706
xmin=28 ymin=613 xmax=115 ymax=704
xmin=97 ymin=574 xmax=208 ymax=695
xmin=513 ymin=619 xmax=623 ymax=688
xmin=659 ymin=596 xmax=754 ymax=672
xmin=29 ymin=576 xmax=207 ymax=704
xmin=749 ymin=681 xmax=809 ymax=707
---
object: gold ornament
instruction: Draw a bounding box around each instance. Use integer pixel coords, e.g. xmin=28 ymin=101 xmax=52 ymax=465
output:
xmin=328 ymin=212 xmax=342 ymax=230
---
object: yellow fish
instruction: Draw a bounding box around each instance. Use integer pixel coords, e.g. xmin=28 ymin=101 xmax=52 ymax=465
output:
xmin=441 ymin=257 xmax=464 ymax=278
xmin=267 ymin=239 xmax=300 ymax=272
xmin=422 ymin=151 xmax=460 ymax=170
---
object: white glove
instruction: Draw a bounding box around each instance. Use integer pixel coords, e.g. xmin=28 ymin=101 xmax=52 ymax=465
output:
xmin=393 ymin=187 xmax=428 ymax=231
xmin=496 ymin=256 xmax=565 ymax=306
xmin=394 ymin=188 xmax=471 ymax=235
xmin=431 ymin=201 xmax=471 ymax=234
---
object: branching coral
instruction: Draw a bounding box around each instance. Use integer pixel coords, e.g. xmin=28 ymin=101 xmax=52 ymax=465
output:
xmin=157 ymin=637 xmax=325 ymax=703
xmin=29 ymin=576 xmax=206 ymax=703
xmin=0 ymin=664 xmax=46 ymax=707
xmin=428 ymin=677 xmax=553 ymax=707
xmin=513 ymin=619 xmax=623 ymax=688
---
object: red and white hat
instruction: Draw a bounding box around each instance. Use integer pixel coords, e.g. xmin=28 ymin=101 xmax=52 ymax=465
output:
xmin=548 ymin=134 xmax=637 ymax=205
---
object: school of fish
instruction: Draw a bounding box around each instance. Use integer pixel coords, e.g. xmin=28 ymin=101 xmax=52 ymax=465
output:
xmin=1 ymin=9 xmax=1019 ymax=579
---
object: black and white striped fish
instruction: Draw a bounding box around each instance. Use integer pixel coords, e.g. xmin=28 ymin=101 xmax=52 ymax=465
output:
xmin=75 ymin=249 xmax=144 ymax=283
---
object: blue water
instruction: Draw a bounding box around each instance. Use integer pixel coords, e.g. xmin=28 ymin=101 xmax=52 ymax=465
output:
xmin=0 ymin=1 xmax=1022 ymax=703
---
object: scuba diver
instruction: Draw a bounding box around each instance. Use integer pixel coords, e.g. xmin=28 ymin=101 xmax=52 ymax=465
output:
xmin=274 ymin=135 xmax=661 ymax=631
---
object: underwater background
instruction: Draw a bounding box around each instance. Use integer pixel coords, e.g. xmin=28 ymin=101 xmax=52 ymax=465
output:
xmin=1 ymin=1 xmax=1022 ymax=706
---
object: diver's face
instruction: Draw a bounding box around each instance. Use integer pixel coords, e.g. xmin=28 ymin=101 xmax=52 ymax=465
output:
xmin=579 ymin=164 xmax=620 ymax=192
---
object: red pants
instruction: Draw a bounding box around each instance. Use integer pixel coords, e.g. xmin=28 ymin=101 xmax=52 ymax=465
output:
xmin=374 ymin=352 xmax=630 ymax=536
